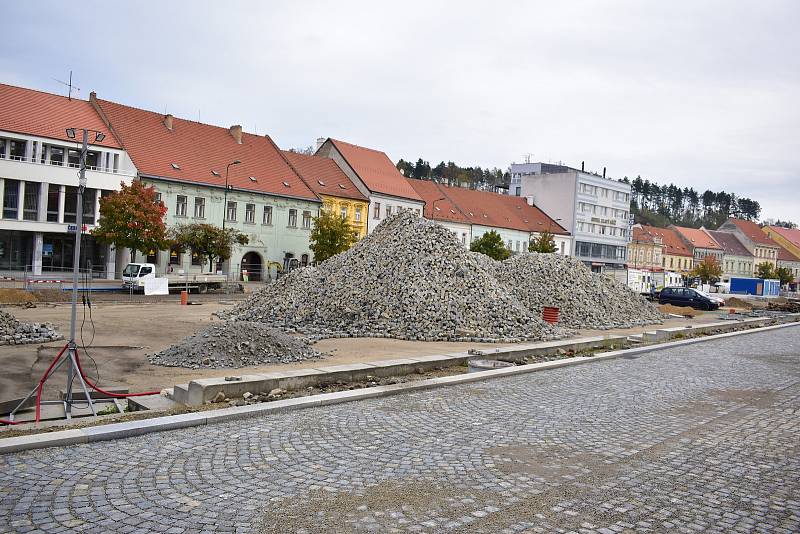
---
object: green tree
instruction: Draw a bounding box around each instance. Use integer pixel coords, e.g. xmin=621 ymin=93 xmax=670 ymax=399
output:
xmin=309 ymin=209 xmax=358 ymax=263
xmin=470 ymin=230 xmax=511 ymax=260
xmin=92 ymin=180 xmax=169 ymax=262
xmin=170 ymin=223 xmax=249 ymax=272
xmin=691 ymin=255 xmax=723 ymax=284
xmin=775 ymin=266 xmax=794 ymax=287
xmin=529 ymin=230 xmax=557 ymax=253
xmin=755 ymin=262 xmax=777 ymax=280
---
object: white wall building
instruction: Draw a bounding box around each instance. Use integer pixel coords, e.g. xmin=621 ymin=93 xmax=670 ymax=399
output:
xmin=519 ymin=166 xmax=631 ymax=271
xmin=316 ymin=138 xmax=424 ymax=233
xmin=0 ymin=84 xmax=136 ymax=277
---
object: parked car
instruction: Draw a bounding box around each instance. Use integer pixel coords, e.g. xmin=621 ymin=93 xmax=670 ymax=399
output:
xmin=695 ymin=289 xmax=725 ymax=307
xmin=658 ymin=286 xmax=720 ymax=311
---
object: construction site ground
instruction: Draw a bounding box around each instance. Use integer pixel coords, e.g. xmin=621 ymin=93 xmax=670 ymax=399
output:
xmin=0 ymin=299 xmax=742 ymax=406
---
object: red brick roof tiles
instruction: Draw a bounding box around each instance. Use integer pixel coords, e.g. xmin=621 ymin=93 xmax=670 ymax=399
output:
xmin=672 ymin=226 xmax=722 ymax=250
xmin=778 ymin=246 xmax=800 ymax=262
xmin=645 ymin=226 xmax=693 ymax=257
xmin=95 ymin=98 xmax=318 ymax=201
xmin=327 ymin=139 xmax=422 ymax=202
xmin=282 ymin=151 xmax=366 ymax=201
xmin=705 ymin=230 xmax=752 ymax=257
xmin=767 ymin=226 xmax=800 ymax=248
xmin=725 ymin=218 xmax=779 ymax=246
xmin=0 ymin=83 xmax=121 ymax=148
xmin=406 ymin=178 xmax=470 ymax=224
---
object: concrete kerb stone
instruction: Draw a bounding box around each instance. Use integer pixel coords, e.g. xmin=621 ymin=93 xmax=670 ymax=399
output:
xmin=187 ymin=374 xmax=279 ymax=406
xmin=1 ymin=316 xmax=797 ymax=455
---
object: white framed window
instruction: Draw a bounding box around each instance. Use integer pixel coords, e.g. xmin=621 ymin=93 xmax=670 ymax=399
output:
xmin=373 ymin=202 xmax=381 ymax=219
xmin=340 ymin=206 xmax=347 ymax=220
xmin=302 ymin=210 xmax=311 ymax=229
xmin=226 ymin=201 xmax=237 ymax=222
xmin=385 ymin=205 xmax=392 ymax=217
xmin=355 ymin=207 xmax=362 ymax=222
xmin=175 ymin=195 xmax=187 ymax=217
xmin=263 ymin=206 xmax=273 ymax=225
xmin=245 ymin=203 xmax=255 ymax=224
xmin=288 ymin=209 xmax=297 ymax=227
xmin=194 ymin=197 xmax=205 ymax=218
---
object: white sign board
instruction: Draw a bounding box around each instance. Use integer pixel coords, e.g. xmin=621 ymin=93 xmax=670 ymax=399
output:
xmin=144 ymin=277 xmax=169 ymax=296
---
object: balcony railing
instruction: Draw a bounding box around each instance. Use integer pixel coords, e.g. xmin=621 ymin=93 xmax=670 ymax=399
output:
xmin=1 ymin=154 xmax=118 ymax=174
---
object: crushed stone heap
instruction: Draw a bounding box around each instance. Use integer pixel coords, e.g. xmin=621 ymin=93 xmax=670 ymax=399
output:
xmin=227 ymin=213 xmax=564 ymax=343
xmin=0 ymin=309 xmax=62 ymax=345
xmin=489 ymin=253 xmax=665 ymax=330
xmin=148 ymin=321 xmax=324 ymax=369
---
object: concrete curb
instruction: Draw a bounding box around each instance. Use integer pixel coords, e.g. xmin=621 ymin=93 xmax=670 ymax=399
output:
xmin=1 ymin=320 xmax=797 ymax=455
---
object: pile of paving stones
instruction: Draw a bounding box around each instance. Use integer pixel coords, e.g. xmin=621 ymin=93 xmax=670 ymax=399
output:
xmin=148 ymin=321 xmax=325 ymax=368
xmin=489 ymin=253 xmax=665 ymax=329
xmin=0 ymin=309 xmax=62 ymax=345
xmin=227 ymin=212 xmax=563 ymax=343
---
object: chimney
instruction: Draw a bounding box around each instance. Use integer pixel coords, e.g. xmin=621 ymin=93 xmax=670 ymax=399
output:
xmin=602 ymin=167 xmax=606 ymax=178
xmin=163 ymin=114 xmax=174 ymax=130
xmin=315 ymin=137 xmax=326 ymax=152
xmin=581 ymin=161 xmax=584 ymax=172
xmin=230 ymin=124 xmax=243 ymax=144
xmin=526 ymin=196 xmax=534 ymax=206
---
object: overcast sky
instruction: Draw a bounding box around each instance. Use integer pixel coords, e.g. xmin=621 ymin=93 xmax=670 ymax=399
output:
xmin=3 ymin=1 xmax=798 ymax=221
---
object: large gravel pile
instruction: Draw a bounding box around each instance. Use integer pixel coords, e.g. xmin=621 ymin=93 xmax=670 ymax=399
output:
xmin=490 ymin=253 xmax=664 ymax=329
xmin=148 ymin=321 xmax=324 ymax=368
xmin=227 ymin=213 xmax=563 ymax=343
xmin=0 ymin=309 xmax=62 ymax=345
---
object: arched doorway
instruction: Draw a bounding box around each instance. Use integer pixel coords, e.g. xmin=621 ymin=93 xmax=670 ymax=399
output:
xmin=241 ymin=251 xmax=263 ymax=281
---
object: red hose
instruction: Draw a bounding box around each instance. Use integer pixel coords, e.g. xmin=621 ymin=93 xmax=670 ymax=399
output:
xmin=74 ymin=348 xmax=159 ymax=397
xmin=35 ymin=344 xmax=70 ymax=423
xmin=0 ymin=419 xmax=21 ymax=425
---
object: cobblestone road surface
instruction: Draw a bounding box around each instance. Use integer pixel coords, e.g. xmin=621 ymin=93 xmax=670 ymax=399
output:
xmin=2 ymin=326 xmax=799 ymax=533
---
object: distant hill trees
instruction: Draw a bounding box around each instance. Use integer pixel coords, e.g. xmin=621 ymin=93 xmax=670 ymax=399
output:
xmin=396 ymin=158 xmax=508 ymax=190
xmin=621 ymin=176 xmax=761 ymax=229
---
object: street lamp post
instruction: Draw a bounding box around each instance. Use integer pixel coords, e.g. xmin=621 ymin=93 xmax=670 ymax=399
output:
xmin=9 ymin=127 xmax=107 ymax=421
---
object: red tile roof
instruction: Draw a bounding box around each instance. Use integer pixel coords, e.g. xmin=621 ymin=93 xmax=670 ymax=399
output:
xmin=95 ymin=98 xmax=317 ymax=201
xmin=778 ymin=246 xmax=800 ymax=262
xmin=672 ymin=226 xmax=722 ymax=250
xmin=425 ymin=182 xmax=569 ymax=235
xmin=282 ymin=150 xmax=367 ymax=201
xmin=0 ymin=83 xmax=121 ymax=148
xmin=632 ymin=225 xmax=661 ymax=244
xmin=406 ymin=178 xmax=470 ymax=224
xmin=327 ymin=139 xmax=422 ymax=202
xmin=724 ymin=218 xmax=778 ymax=246
xmin=766 ymin=226 xmax=800 ymax=249
xmin=705 ymin=230 xmax=752 ymax=257
xmin=648 ymin=226 xmax=693 ymax=257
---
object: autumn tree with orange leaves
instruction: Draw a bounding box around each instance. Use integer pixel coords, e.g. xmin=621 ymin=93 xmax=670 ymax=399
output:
xmin=92 ymin=180 xmax=169 ymax=263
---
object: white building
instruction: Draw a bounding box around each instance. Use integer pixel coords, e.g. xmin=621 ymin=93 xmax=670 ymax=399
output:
xmin=519 ymin=165 xmax=631 ymax=272
xmin=315 ymin=138 xmax=424 ymax=233
xmin=0 ymin=84 xmax=136 ymax=277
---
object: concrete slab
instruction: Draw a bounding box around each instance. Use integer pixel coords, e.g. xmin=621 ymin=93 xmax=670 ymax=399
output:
xmin=187 ymin=374 xmax=277 ymax=406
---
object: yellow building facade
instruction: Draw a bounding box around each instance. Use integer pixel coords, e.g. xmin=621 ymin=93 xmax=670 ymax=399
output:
xmin=320 ymin=194 xmax=368 ymax=238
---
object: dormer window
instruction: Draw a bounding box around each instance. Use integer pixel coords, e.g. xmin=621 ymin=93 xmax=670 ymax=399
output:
xmin=318 ymin=180 xmax=326 ymax=186
xmin=249 ymin=176 xmax=257 ymax=182
xmin=282 ymin=181 xmax=290 ymax=187
xmin=338 ymin=184 xmax=347 ymax=189
xmin=435 ymin=206 xmax=441 ymax=211
xmin=211 ymin=170 xmax=220 ymax=177
xmin=171 ymin=163 xmax=181 ymax=170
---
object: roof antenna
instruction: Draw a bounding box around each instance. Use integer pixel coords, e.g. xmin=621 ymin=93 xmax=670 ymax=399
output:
xmin=52 ymin=70 xmax=80 ymax=100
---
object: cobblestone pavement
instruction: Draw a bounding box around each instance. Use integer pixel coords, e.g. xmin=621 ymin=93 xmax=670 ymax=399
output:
xmin=1 ymin=326 xmax=799 ymax=533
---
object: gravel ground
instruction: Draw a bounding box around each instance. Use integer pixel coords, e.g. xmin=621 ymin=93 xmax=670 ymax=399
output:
xmin=147 ymin=321 xmax=324 ymax=369
xmin=0 ymin=309 xmax=61 ymax=346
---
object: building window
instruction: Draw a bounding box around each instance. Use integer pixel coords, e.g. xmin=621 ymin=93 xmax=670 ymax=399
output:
xmin=82 ymin=188 xmax=96 ymax=225
xmin=462 ymin=233 xmax=467 ymax=244
xmin=47 ymin=184 xmax=60 ymax=222
xmin=8 ymin=140 xmax=26 ymax=161
xmin=560 ymin=242 xmax=565 ymax=255
xmin=245 ymin=203 xmax=255 ymax=224
xmin=176 ymin=195 xmax=187 ymax=217
xmin=373 ymin=203 xmax=381 ymax=219
xmin=226 ymin=201 xmax=237 ymax=222
xmin=191 ymin=251 xmax=202 ymax=266
xmin=263 ymin=205 xmax=273 ymax=225
xmin=302 ymin=210 xmax=312 ymax=229
xmin=2 ymin=179 xmax=19 ymax=219
xmin=355 ymin=207 xmax=362 ymax=222
xmin=415 ymin=209 xmax=421 ymax=216
xmin=301 ymin=253 xmax=309 ymax=266
xmin=386 ymin=205 xmax=392 ymax=217
xmin=23 ymin=182 xmax=39 ymax=221
xmin=63 ymin=186 xmax=78 ymax=223
xmin=340 ymin=206 xmax=347 ymax=220
xmin=169 ymin=245 xmax=182 ymax=266
xmin=288 ymin=209 xmax=297 ymax=227
xmin=154 ymin=192 xmax=162 ymax=204
xmin=194 ymin=197 xmax=205 ymax=218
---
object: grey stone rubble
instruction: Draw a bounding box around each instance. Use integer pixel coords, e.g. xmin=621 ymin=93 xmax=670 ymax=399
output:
xmin=147 ymin=321 xmax=324 ymax=369
xmin=486 ymin=253 xmax=665 ymax=330
xmin=0 ymin=309 xmax=62 ymax=345
xmin=226 ymin=212 xmax=565 ymax=343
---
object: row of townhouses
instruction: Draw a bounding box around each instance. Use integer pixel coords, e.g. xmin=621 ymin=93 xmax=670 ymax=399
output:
xmin=627 ymin=219 xmax=800 ymax=289
xmin=0 ymin=83 xmax=571 ymax=280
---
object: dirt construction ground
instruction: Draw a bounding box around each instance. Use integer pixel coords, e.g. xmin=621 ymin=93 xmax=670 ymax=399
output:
xmin=1 ymin=300 xmax=730 ymax=404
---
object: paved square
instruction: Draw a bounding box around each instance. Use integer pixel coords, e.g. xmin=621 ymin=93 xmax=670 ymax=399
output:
xmin=1 ymin=326 xmax=799 ymax=533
